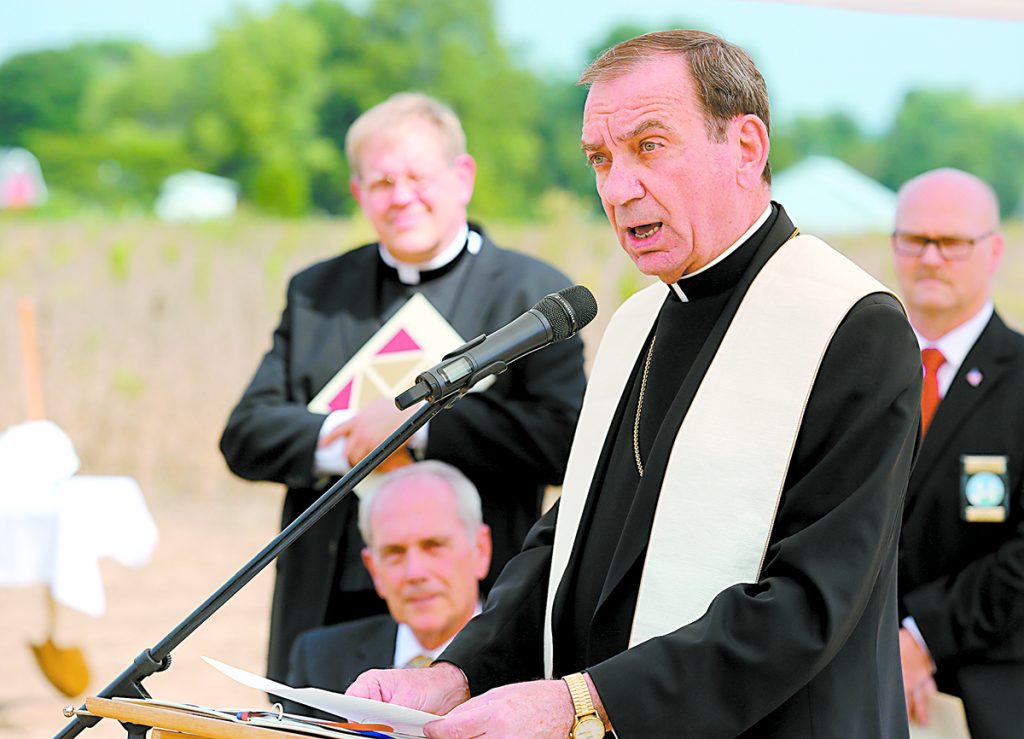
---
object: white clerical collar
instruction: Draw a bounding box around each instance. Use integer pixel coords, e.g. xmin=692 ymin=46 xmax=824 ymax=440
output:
xmin=379 ymin=224 xmax=481 ymax=285
xmin=392 ymin=603 xmax=482 ymax=668
xmin=669 ymin=204 xmax=773 ymax=303
xmin=913 ymin=301 xmax=993 ymax=372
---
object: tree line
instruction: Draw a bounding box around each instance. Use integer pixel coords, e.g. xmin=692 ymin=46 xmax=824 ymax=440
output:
xmin=1 ymin=0 xmax=1021 ymax=218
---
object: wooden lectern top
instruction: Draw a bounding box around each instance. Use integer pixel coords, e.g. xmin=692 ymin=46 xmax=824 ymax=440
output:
xmin=83 ymin=696 xmax=390 ymax=739
xmin=86 ymin=697 xmax=311 ymax=738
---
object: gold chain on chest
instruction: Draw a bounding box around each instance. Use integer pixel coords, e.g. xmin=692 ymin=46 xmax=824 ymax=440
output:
xmin=630 ymin=226 xmax=800 ymax=479
xmin=633 ymin=336 xmax=656 ymax=477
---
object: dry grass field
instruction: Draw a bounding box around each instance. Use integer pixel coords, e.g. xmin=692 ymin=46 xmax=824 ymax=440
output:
xmin=1 ymin=207 xmax=1021 ymax=737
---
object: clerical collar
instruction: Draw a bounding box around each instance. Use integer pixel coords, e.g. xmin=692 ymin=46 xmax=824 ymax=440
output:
xmin=378 ymin=223 xmax=481 ymax=285
xmin=670 ymin=203 xmax=775 ymax=303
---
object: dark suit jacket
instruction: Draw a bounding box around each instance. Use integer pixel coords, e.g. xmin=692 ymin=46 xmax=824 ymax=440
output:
xmin=899 ymin=312 xmax=1024 ymax=739
xmin=283 ymin=615 xmax=397 ymax=719
xmin=220 ymin=227 xmax=586 ymax=682
xmin=441 ymin=207 xmax=922 ymax=738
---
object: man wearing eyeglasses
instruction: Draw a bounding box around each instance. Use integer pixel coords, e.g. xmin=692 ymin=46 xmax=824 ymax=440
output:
xmin=220 ymin=92 xmax=586 ymax=686
xmin=893 ymin=168 xmax=1024 ymax=739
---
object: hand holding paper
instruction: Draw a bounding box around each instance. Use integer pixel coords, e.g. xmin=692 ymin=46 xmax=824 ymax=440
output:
xmin=203 ymin=656 xmax=441 ymax=737
xmin=346 ymin=662 xmax=470 ymax=717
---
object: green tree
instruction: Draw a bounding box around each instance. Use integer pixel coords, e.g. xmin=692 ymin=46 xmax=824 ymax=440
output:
xmin=324 ymin=0 xmax=547 ymax=218
xmin=27 ymin=122 xmax=192 ymax=210
xmin=879 ymin=90 xmax=1024 ymax=215
xmin=192 ymin=4 xmax=338 ymax=215
xmin=0 ymin=42 xmax=138 ymax=145
xmin=771 ymin=112 xmax=879 ymax=178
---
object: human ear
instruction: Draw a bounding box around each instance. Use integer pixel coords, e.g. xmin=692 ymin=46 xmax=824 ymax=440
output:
xmin=473 ymin=525 xmax=492 ymax=580
xmin=361 ymin=547 xmax=386 ymax=598
xmin=453 ymin=153 xmax=477 ymax=206
xmin=734 ymin=115 xmax=770 ymax=189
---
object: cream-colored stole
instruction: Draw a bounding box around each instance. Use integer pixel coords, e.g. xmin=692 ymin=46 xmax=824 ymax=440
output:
xmin=543 ymin=235 xmax=894 ymax=677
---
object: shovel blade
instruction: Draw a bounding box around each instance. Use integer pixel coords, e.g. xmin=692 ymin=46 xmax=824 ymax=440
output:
xmin=30 ymin=638 xmax=90 ymax=697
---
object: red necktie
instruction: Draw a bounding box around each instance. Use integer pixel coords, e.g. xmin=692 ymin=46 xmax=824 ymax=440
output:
xmin=920 ymin=347 xmax=946 ymax=437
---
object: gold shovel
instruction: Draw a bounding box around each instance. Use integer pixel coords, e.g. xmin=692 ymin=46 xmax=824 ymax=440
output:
xmin=19 ymin=297 xmax=92 ymax=697
xmin=30 ymin=594 xmax=91 ymax=697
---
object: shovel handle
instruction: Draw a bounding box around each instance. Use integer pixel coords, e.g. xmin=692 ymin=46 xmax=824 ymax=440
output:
xmin=18 ymin=297 xmax=46 ymax=420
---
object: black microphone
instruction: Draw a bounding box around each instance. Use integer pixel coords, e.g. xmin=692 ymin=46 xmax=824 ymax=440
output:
xmin=395 ymin=285 xmax=597 ymax=409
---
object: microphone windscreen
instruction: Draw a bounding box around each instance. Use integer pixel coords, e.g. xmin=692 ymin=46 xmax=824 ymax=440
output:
xmin=535 ymin=285 xmax=598 ymax=340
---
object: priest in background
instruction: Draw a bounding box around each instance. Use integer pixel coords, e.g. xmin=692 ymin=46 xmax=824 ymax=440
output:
xmin=220 ymin=92 xmax=585 ymax=684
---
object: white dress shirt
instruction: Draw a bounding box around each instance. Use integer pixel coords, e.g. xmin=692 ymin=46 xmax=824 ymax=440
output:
xmin=392 ymin=604 xmax=483 ymax=667
xmin=913 ymin=301 xmax=994 ymax=398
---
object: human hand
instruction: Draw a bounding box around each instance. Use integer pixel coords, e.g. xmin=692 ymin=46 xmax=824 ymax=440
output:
xmin=346 ymin=662 xmax=470 ymax=716
xmin=422 ymin=679 xmax=575 ymax=739
xmin=319 ymin=398 xmax=415 ymax=467
xmin=899 ymin=627 xmax=937 ymax=726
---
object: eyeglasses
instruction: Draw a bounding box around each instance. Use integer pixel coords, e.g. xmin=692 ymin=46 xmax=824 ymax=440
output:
xmin=360 ymin=170 xmax=445 ymax=201
xmin=891 ymin=230 xmax=994 ymax=261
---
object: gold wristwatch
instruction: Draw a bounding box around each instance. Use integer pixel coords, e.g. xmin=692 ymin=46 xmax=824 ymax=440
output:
xmin=562 ymin=672 xmax=605 ymax=739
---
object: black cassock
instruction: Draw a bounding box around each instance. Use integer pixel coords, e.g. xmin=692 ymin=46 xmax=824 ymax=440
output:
xmin=220 ymin=226 xmax=586 ymax=683
xmin=441 ymin=204 xmax=922 ymax=738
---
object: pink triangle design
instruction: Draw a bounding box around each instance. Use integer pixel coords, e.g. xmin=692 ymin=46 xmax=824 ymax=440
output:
xmin=378 ymin=328 xmax=420 ymax=354
xmin=328 ymin=379 xmax=354 ymax=411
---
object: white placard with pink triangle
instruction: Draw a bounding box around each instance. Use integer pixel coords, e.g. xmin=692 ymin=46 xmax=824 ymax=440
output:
xmin=307 ymin=293 xmax=491 ymax=415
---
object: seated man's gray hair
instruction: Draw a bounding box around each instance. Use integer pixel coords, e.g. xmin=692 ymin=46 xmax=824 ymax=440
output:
xmin=358 ymin=460 xmax=483 ymax=547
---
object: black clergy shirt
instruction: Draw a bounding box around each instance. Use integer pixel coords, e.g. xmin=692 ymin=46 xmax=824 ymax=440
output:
xmin=554 ymin=205 xmax=781 ymax=672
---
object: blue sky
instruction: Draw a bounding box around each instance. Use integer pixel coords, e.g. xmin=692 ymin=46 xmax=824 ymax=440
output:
xmin=1 ymin=0 xmax=1021 ymax=131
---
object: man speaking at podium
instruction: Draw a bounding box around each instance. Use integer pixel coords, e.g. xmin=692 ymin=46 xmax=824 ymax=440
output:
xmin=220 ymin=92 xmax=585 ymax=686
xmin=347 ymin=30 xmax=922 ymax=738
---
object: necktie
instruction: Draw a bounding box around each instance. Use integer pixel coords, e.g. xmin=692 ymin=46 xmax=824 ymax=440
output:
xmin=404 ymin=654 xmax=433 ymax=669
xmin=920 ymin=347 xmax=946 ymax=437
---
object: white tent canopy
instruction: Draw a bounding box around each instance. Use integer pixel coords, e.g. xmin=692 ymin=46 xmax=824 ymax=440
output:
xmin=772 ymin=155 xmax=898 ymax=236
xmin=155 ymin=170 xmax=238 ymax=222
xmin=0 ymin=147 xmax=48 ymax=209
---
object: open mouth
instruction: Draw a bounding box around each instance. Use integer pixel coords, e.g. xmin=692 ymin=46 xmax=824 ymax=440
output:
xmin=629 ymin=222 xmax=662 ymax=240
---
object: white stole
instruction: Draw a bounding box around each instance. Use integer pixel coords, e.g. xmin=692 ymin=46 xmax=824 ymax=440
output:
xmin=543 ymin=235 xmax=894 ymax=677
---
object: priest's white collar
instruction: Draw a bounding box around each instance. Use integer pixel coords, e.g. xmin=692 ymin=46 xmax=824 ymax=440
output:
xmin=670 ymin=204 xmax=772 ymax=303
xmin=379 ymin=223 xmax=481 ymax=285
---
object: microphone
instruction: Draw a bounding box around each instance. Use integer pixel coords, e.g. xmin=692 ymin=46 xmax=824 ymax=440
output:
xmin=395 ymin=285 xmax=597 ymax=409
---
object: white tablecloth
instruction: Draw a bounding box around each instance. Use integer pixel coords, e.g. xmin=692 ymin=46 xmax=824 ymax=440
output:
xmin=0 ymin=475 xmax=159 ymax=616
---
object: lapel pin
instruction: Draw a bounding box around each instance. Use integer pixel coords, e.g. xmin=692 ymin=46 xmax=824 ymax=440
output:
xmin=966 ymin=368 xmax=983 ymax=387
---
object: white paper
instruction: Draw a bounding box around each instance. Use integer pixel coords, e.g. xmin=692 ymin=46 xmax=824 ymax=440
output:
xmin=908 ymin=692 xmax=972 ymax=739
xmin=202 ymin=656 xmax=439 ymax=737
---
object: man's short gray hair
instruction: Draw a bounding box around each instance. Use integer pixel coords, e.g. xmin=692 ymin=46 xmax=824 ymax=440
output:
xmin=345 ymin=92 xmax=468 ymax=179
xmin=358 ymin=460 xmax=483 ymax=548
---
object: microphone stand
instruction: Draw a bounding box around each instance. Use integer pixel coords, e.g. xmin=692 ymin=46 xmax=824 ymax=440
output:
xmin=54 ymin=393 xmax=459 ymax=738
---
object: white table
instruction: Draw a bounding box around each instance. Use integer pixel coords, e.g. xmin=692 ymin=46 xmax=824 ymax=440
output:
xmin=0 ymin=475 xmax=159 ymax=616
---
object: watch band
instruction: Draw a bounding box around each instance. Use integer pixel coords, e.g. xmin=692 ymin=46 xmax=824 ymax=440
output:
xmin=563 ymin=672 xmax=597 ymax=719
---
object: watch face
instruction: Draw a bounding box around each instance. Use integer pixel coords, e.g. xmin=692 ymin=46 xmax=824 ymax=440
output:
xmin=573 ymin=715 xmax=605 ymax=739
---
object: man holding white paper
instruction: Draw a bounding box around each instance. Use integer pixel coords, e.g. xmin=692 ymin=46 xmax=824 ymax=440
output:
xmin=348 ymin=30 xmax=921 ymax=738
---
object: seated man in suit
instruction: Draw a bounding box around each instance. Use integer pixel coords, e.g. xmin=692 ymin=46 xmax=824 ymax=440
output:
xmin=285 ymin=460 xmax=491 ymax=712
xmin=894 ymin=168 xmax=1024 ymax=739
